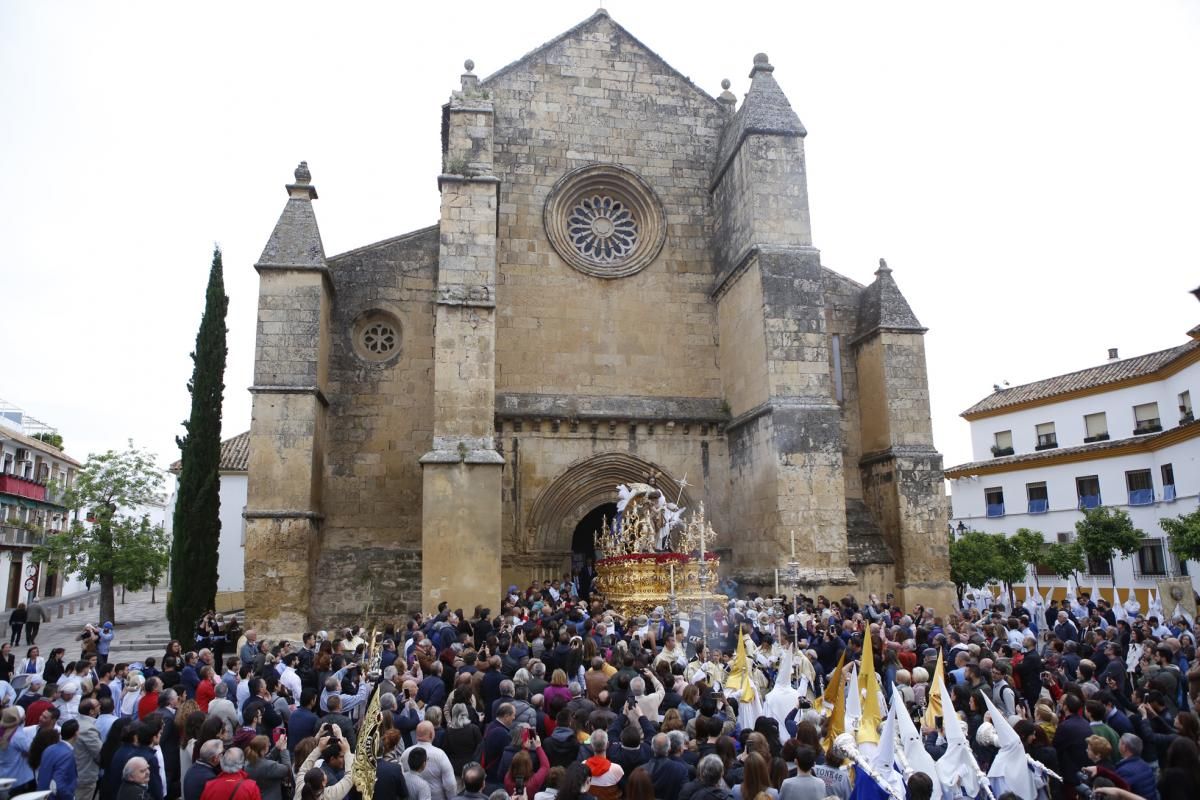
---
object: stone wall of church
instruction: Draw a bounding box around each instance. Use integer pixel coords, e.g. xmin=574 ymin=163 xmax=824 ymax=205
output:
xmin=485 ymin=15 xmax=726 ymax=403
xmin=822 ymin=271 xmax=867 ymax=502
xmin=312 ymin=229 xmax=440 ymax=622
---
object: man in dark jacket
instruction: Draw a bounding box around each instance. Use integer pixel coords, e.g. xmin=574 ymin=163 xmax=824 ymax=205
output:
xmin=1114 ymin=734 xmax=1158 ymax=800
xmin=543 ymin=709 xmax=579 ymax=768
xmin=644 ymin=734 xmax=691 ymax=800
xmin=481 ymin=705 xmax=514 ymax=787
xmin=183 ymin=740 xmax=222 ymax=800
xmin=287 ymin=689 xmax=320 ymax=756
xmin=157 ymin=693 xmax=182 ymax=800
xmin=1052 ymin=694 xmax=1092 ymax=793
xmin=374 ymin=758 xmax=410 ymax=800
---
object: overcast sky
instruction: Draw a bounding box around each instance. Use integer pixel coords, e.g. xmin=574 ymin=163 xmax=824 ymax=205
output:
xmin=2 ymin=1 xmax=1198 ymax=477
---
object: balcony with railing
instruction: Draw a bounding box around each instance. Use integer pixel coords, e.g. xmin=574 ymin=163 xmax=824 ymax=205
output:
xmin=1027 ymin=498 xmax=1049 ymax=514
xmin=1078 ymin=494 xmax=1102 ymax=510
xmin=1164 ymin=484 xmax=1177 ymax=502
xmin=986 ymin=502 xmax=1006 ymax=518
xmin=0 ymin=525 xmax=45 ymax=548
xmin=0 ymin=474 xmax=49 ymax=502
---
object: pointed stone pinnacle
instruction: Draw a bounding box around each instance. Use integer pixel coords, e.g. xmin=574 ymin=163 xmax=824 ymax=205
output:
xmin=294 ymin=161 xmax=311 ymax=184
xmin=877 ymin=258 xmax=891 ymax=275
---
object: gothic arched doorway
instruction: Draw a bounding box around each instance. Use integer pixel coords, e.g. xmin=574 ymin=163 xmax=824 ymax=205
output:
xmin=525 ymin=452 xmax=695 ymax=558
xmin=571 ymin=502 xmax=616 ymax=566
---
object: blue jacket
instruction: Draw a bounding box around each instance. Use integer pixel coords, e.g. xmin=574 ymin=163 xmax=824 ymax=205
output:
xmin=287 ymin=707 xmax=320 ymax=755
xmin=1115 ymin=756 xmax=1158 ymax=800
xmin=37 ymin=741 xmax=77 ymax=800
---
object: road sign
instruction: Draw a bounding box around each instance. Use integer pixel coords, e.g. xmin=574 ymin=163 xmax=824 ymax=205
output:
xmin=25 ymin=565 xmax=37 ymax=578
xmin=23 ymin=578 xmax=35 ymax=592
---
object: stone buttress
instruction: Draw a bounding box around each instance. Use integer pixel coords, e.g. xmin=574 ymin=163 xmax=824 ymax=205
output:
xmin=244 ymin=163 xmax=332 ymax=635
xmin=852 ymin=260 xmax=956 ymax=610
xmin=417 ymin=65 xmax=505 ymax=613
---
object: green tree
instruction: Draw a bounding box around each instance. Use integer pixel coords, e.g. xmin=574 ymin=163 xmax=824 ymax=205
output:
xmin=1010 ymin=528 xmax=1048 ymax=593
xmin=167 ymin=246 xmax=228 ymax=641
xmin=993 ymin=534 xmax=1030 ymax=607
xmin=1075 ymin=506 xmax=1143 ymax=588
xmin=32 ymin=444 xmax=166 ymax=624
xmin=949 ymin=530 xmax=1000 ymax=604
xmin=31 ymin=432 xmax=63 ymax=450
xmin=1041 ymin=540 xmax=1086 ymax=584
xmin=1159 ymin=509 xmax=1200 ymax=565
xmin=117 ymin=514 xmax=172 ymax=602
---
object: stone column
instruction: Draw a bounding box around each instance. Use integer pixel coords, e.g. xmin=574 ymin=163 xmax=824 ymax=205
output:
xmin=244 ymin=163 xmax=332 ymax=635
xmin=419 ymin=63 xmax=505 ymax=613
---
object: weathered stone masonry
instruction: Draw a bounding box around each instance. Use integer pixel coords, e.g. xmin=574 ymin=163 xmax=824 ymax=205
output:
xmin=244 ymin=11 xmax=954 ymax=632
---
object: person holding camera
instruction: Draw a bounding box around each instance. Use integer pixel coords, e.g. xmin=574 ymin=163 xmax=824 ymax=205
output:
xmin=293 ymin=731 xmax=355 ymax=800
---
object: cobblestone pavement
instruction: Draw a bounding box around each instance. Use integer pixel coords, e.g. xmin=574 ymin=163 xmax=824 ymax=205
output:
xmin=16 ymin=589 xmax=172 ymax=664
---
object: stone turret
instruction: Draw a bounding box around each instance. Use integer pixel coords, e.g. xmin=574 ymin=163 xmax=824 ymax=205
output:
xmin=712 ymin=54 xmax=853 ymax=589
xmin=852 ymin=260 xmax=954 ymax=610
xmin=418 ymin=61 xmax=505 ymax=612
xmin=244 ymin=162 xmax=333 ymax=634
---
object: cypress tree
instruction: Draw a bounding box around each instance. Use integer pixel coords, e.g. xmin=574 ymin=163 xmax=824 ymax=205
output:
xmin=168 ymin=246 xmax=228 ymax=640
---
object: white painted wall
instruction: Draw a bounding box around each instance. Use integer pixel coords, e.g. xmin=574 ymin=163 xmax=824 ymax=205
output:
xmin=164 ymin=471 xmax=246 ymax=593
xmin=968 ymin=358 xmax=1199 ymax=460
xmin=953 ymin=401 xmax=1200 ymax=597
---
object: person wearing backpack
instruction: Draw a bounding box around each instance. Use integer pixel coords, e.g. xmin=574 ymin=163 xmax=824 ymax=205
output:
xmin=990 ymin=662 xmax=1018 ymax=718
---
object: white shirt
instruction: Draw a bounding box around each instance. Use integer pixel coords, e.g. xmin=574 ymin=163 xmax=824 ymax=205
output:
xmin=279 ymin=666 xmax=302 ymax=705
xmin=400 ymin=742 xmax=456 ymax=800
xmin=236 ymin=679 xmax=251 ymax=712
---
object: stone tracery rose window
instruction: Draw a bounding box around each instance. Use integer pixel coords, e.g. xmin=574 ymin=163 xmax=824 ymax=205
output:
xmin=351 ymin=309 xmax=403 ymax=364
xmin=544 ymin=164 xmax=665 ymax=279
xmin=567 ymin=195 xmax=638 ymax=263
xmin=361 ymin=321 xmax=398 ymax=356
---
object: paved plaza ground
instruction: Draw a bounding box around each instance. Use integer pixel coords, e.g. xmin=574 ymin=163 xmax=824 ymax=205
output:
xmin=20 ymin=588 xmax=173 ymax=665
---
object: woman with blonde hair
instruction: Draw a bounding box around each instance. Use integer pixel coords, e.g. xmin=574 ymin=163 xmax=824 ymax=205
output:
xmin=733 ymin=752 xmax=776 ymax=800
xmin=245 ymin=733 xmax=292 ymax=800
xmin=660 ymin=708 xmax=684 ymax=733
xmin=543 ymin=669 xmax=572 ymax=708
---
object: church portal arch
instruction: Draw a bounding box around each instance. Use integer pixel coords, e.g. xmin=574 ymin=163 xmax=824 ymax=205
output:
xmin=526 ymin=452 xmax=696 ymax=555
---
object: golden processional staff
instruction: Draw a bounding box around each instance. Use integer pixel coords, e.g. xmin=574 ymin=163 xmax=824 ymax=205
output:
xmin=352 ymin=626 xmax=383 ymax=800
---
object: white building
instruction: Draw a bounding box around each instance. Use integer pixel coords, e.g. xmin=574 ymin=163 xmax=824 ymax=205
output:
xmin=166 ymin=431 xmax=248 ymax=611
xmin=948 ymin=329 xmax=1200 ymax=605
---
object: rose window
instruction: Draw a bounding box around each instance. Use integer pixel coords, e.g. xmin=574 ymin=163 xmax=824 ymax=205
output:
xmin=567 ymin=196 xmax=639 ymax=263
xmin=351 ymin=309 xmax=403 ymax=364
xmin=362 ymin=322 xmax=397 ymax=356
xmin=544 ymin=164 xmax=666 ymax=279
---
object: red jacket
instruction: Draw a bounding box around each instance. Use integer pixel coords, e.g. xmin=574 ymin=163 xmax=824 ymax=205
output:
xmin=137 ymin=692 xmax=160 ymax=720
xmin=199 ymin=770 xmax=262 ymax=800
xmin=196 ymin=680 xmax=215 ymax=712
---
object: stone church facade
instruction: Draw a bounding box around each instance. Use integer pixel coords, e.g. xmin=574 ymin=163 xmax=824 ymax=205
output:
xmin=244 ymin=11 xmax=954 ymax=633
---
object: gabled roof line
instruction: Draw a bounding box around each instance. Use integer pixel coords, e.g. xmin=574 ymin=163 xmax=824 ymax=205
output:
xmin=962 ymin=337 xmax=1200 ymax=420
xmin=480 ymin=9 xmax=725 ymax=112
xmin=326 ymin=224 xmax=439 ymax=262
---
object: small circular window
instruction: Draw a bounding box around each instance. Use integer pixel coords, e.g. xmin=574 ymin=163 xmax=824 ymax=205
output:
xmin=351 ymin=310 xmax=402 ymax=363
xmin=544 ymin=164 xmax=665 ymax=279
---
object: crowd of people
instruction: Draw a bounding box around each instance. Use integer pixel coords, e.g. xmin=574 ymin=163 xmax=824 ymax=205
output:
xmin=0 ymin=577 xmax=1196 ymax=800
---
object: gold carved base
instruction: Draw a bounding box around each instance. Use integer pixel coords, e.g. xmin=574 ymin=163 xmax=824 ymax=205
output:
xmin=594 ymin=552 xmax=726 ymax=618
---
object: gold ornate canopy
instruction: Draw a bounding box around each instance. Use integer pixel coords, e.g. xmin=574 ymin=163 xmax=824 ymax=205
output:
xmin=592 ymin=490 xmax=725 ymax=618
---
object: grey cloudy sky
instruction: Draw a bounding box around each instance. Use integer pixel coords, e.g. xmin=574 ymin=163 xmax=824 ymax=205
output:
xmin=2 ymin=1 xmax=1198 ymax=474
